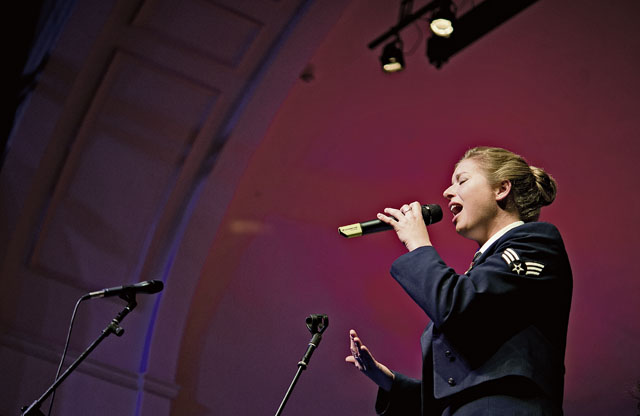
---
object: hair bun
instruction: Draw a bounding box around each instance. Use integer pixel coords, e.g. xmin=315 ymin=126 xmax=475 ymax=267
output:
xmin=530 ymin=166 xmax=557 ymax=206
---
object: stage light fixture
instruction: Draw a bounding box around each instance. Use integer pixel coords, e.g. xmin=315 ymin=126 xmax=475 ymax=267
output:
xmin=430 ymin=1 xmax=456 ymax=38
xmin=380 ymin=37 xmax=405 ymax=72
xmin=369 ymin=0 xmax=540 ymax=69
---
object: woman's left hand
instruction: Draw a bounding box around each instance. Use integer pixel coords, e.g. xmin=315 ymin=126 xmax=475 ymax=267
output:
xmin=345 ymin=329 xmax=394 ymax=391
xmin=377 ymin=201 xmax=432 ymax=251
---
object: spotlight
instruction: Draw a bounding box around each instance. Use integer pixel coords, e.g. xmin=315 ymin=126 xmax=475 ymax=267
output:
xmin=380 ymin=37 xmax=405 ymax=72
xmin=369 ymin=0 xmax=540 ymax=69
xmin=430 ymin=1 xmax=456 ymax=38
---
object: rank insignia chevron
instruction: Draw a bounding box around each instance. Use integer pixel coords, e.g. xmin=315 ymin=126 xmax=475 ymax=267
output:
xmin=501 ymin=248 xmax=545 ymax=276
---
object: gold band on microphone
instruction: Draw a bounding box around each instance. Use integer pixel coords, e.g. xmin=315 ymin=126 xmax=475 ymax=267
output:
xmin=338 ymin=223 xmax=363 ymax=238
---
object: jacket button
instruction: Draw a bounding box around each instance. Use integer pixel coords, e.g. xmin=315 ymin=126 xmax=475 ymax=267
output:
xmin=445 ymin=350 xmax=451 ymax=357
xmin=447 ymin=377 xmax=456 ymax=386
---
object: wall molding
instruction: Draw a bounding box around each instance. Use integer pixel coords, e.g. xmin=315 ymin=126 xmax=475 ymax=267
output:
xmin=0 ymin=331 xmax=180 ymax=399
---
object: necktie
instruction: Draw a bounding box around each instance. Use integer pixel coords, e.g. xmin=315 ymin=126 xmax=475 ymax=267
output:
xmin=465 ymin=251 xmax=481 ymax=274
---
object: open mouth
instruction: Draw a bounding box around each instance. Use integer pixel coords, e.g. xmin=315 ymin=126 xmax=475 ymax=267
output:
xmin=450 ymin=203 xmax=463 ymax=216
xmin=449 ymin=203 xmax=463 ymax=222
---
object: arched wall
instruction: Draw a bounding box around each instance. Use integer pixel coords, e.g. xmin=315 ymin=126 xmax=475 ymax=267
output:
xmin=1 ymin=0 xmax=639 ymax=415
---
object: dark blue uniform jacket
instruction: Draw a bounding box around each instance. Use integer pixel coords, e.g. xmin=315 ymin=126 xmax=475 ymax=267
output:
xmin=375 ymin=222 xmax=572 ymax=415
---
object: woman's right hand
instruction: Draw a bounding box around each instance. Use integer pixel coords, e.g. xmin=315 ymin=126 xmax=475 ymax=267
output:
xmin=377 ymin=201 xmax=432 ymax=252
xmin=345 ymin=329 xmax=394 ymax=391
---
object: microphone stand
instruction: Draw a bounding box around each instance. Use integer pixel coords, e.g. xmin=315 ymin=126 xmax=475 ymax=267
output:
xmin=275 ymin=314 xmax=328 ymax=416
xmin=20 ymin=293 xmax=138 ymax=416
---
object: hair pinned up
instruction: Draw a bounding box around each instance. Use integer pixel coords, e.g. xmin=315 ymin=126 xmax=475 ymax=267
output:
xmin=460 ymin=147 xmax=557 ymax=222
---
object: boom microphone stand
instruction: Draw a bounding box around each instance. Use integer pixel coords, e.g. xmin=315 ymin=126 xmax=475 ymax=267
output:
xmin=20 ymin=292 xmax=139 ymax=416
xmin=275 ymin=314 xmax=329 ymax=416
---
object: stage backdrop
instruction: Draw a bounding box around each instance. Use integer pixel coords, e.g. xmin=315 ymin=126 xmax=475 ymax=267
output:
xmin=1 ymin=0 xmax=638 ymax=415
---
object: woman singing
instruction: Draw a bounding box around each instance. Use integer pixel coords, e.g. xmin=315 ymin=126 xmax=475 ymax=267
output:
xmin=346 ymin=147 xmax=572 ymax=415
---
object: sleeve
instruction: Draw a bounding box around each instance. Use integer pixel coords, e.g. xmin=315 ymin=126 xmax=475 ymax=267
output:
xmin=374 ymin=372 xmax=422 ymax=415
xmin=389 ymin=224 xmax=570 ymax=336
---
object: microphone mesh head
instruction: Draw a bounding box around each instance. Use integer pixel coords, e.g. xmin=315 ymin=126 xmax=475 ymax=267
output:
xmin=145 ymin=280 xmax=164 ymax=294
xmin=423 ymin=204 xmax=443 ymax=225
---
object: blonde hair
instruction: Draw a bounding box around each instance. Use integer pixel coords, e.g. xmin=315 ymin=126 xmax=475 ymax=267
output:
xmin=459 ymin=147 xmax=557 ymax=222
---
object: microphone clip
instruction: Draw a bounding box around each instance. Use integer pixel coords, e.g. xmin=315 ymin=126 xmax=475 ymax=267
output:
xmin=305 ymin=314 xmax=329 ymax=335
xmin=117 ymin=290 xmax=138 ymax=306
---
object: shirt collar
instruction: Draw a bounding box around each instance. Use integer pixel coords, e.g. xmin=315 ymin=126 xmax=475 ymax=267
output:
xmin=477 ymin=221 xmax=525 ymax=255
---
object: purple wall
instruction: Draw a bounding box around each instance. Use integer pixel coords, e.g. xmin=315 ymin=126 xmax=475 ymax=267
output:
xmin=2 ymin=0 xmax=639 ymax=415
xmin=177 ymin=1 xmax=640 ymax=414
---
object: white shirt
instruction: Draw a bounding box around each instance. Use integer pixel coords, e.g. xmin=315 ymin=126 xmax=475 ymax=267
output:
xmin=477 ymin=221 xmax=525 ymax=256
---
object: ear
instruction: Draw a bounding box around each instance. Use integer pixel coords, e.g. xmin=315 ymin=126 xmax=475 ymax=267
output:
xmin=495 ymin=180 xmax=511 ymax=202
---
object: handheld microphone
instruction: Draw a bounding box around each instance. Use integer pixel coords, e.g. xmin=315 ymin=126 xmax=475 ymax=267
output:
xmin=338 ymin=204 xmax=442 ymax=238
xmin=81 ymin=280 xmax=164 ymax=300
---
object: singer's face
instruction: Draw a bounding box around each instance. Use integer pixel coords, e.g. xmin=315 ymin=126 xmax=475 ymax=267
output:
xmin=443 ymin=158 xmax=500 ymax=244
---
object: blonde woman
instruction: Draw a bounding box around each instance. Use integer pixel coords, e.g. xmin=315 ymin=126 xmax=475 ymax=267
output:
xmin=347 ymin=147 xmax=572 ymax=415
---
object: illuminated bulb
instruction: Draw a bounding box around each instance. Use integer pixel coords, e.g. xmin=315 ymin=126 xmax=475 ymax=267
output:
xmin=380 ymin=39 xmax=405 ymax=72
xmin=430 ymin=18 xmax=454 ymax=38
xmin=383 ymin=59 xmax=403 ymax=72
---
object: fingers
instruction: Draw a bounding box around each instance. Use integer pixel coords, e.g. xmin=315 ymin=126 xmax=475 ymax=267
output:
xmin=377 ymin=202 xmax=431 ymax=252
xmin=348 ymin=330 xmax=368 ymax=371
xmin=383 ymin=207 xmax=402 ymax=219
xmin=378 ymin=201 xmax=422 ymax=222
xmin=409 ymin=201 xmax=422 ymax=213
xmin=376 ymin=211 xmax=396 ymax=225
xmin=346 ymin=330 xmax=396 ymax=391
xmin=349 ymin=329 xmax=359 ymax=353
xmin=349 ymin=332 xmax=359 ymax=357
xmin=345 ymin=355 xmax=362 ymax=370
xmin=402 ymin=201 xmax=422 ymax=216
xmin=377 ymin=208 xmax=403 ymax=228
